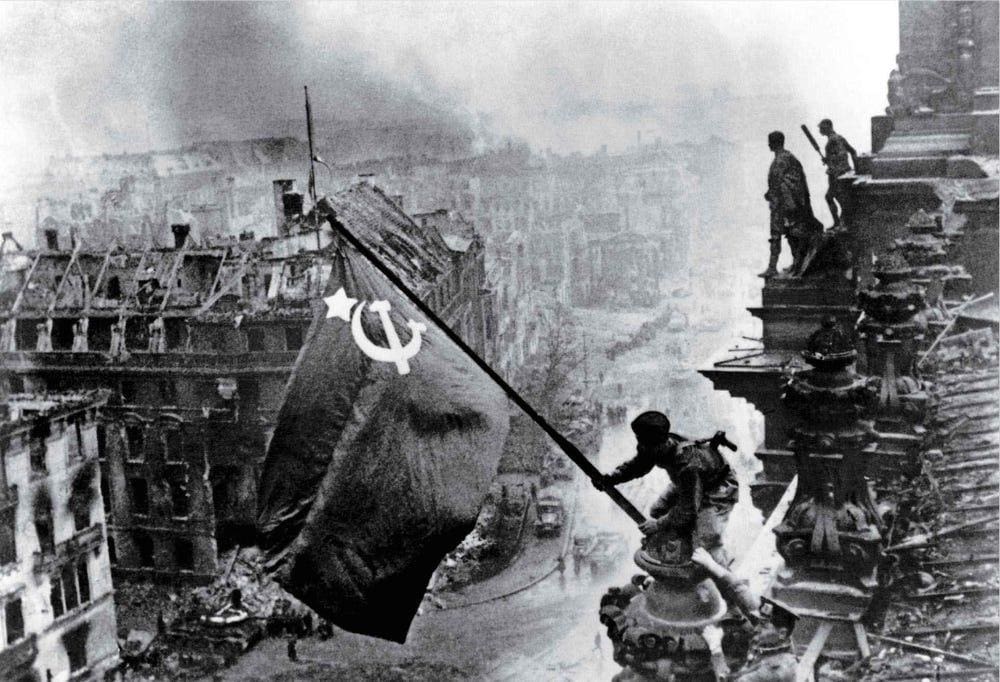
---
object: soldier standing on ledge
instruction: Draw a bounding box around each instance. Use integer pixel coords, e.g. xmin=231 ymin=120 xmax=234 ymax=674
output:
xmin=760 ymin=131 xmax=822 ymax=278
xmin=598 ymin=411 xmax=739 ymax=567
xmin=818 ymin=119 xmax=859 ymax=228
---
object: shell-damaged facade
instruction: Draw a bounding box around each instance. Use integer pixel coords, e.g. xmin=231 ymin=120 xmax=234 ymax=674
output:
xmin=0 ymin=182 xmax=494 ymax=582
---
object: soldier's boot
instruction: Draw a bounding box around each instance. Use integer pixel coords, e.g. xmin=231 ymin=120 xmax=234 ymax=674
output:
xmin=758 ymin=239 xmax=781 ymax=278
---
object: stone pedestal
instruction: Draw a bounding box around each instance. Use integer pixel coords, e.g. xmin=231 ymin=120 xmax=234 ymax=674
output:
xmin=599 ymin=535 xmax=749 ymax=681
xmin=770 ymin=318 xmax=882 ymax=659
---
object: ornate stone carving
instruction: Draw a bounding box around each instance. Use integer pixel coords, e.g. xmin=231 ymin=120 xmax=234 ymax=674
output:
xmin=598 ymin=531 xmax=749 ymax=680
xmin=857 ymin=253 xmax=928 ymax=403
xmin=775 ymin=318 xmax=882 ymax=586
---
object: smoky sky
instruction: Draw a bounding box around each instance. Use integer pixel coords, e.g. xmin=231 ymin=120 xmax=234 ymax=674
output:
xmin=0 ymin=1 xmax=898 ymax=181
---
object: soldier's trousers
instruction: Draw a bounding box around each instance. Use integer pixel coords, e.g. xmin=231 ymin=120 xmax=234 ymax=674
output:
xmin=826 ymin=173 xmax=850 ymax=224
xmin=649 ymin=484 xmax=736 ymax=567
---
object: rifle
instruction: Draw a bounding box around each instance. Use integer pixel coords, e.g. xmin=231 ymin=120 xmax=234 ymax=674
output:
xmin=800 ymin=124 xmax=826 ymax=164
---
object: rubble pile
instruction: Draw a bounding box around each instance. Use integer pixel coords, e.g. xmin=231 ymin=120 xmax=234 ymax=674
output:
xmin=184 ymin=547 xmax=311 ymax=619
xmin=435 ymin=517 xmax=499 ymax=590
xmin=861 ymin=361 xmax=1000 ymax=680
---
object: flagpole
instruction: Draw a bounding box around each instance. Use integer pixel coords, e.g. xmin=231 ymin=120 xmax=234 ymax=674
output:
xmin=321 ymin=206 xmax=647 ymax=525
xmin=304 ymin=86 xmax=321 ymax=251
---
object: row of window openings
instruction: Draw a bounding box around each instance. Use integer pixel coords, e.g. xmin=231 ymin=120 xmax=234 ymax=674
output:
xmin=114 ymin=379 xmax=261 ymax=406
xmin=123 ymin=427 xmax=183 ymax=463
xmin=28 ymin=419 xmax=86 ymax=476
xmin=0 ymin=493 xmax=92 ymax=567
xmin=13 ymin=318 xmax=305 ymax=353
xmin=108 ymin=534 xmax=194 ymax=572
xmin=0 ymin=557 xmax=93 ymax=659
xmin=34 ymin=503 xmax=93 ymax=557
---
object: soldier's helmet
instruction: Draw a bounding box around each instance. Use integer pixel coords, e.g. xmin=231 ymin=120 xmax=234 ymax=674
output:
xmin=630 ymin=411 xmax=671 ymax=443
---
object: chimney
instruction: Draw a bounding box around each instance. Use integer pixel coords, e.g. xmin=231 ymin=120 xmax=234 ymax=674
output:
xmin=282 ymin=191 xmax=304 ymax=224
xmin=272 ymin=179 xmax=295 ymax=235
xmin=170 ymin=224 xmax=190 ymax=249
xmin=356 ymin=173 xmax=376 ymax=188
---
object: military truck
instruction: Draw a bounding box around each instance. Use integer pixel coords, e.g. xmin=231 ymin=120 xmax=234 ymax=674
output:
xmin=534 ymin=488 xmax=565 ymax=537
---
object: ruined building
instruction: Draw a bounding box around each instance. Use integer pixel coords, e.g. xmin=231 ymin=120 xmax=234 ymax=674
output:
xmin=0 ymin=391 xmax=118 ymax=681
xmin=0 ymin=181 xmax=494 ymax=582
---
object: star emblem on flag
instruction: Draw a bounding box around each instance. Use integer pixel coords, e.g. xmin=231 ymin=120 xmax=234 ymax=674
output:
xmin=324 ymin=288 xmax=357 ymax=321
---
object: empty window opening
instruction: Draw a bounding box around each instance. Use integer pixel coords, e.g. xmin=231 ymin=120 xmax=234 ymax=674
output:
xmin=29 ymin=421 xmax=48 ymax=475
xmin=100 ymin=475 xmax=111 ymax=514
xmin=96 ymin=426 xmax=107 ymax=459
xmin=106 ymin=275 xmax=121 ymax=300
xmin=284 ymin=326 xmax=304 ymax=351
xmin=0 ymin=510 xmax=16 ymax=566
xmin=35 ymin=500 xmax=54 ymax=555
xmin=135 ymin=533 xmax=154 ymax=567
xmin=4 ymin=598 xmax=23 ymax=645
xmin=121 ymin=381 xmax=138 ymax=404
xmin=76 ymin=559 xmax=90 ymax=604
xmin=129 ymin=478 xmax=149 ymax=515
xmin=174 ymin=539 xmax=194 ymax=571
xmin=72 ymin=504 xmax=90 ymax=532
xmin=164 ymin=429 xmax=183 ymax=462
xmin=246 ymin=328 xmax=266 ymax=351
xmin=125 ymin=425 xmax=144 ymax=460
xmin=63 ymin=623 xmax=89 ymax=673
xmin=170 ymin=480 xmax=190 ymax=518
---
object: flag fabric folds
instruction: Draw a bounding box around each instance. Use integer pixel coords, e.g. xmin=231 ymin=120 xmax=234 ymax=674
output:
xmin=256 ymin=232 xmax=509 ymax=643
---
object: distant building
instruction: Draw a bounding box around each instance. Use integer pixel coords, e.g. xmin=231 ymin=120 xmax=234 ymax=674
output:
xmin=0 ymin=390 xmax=118 ymax=682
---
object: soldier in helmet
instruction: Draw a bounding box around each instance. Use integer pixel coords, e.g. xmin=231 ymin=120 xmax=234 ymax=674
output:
xmin=597 ymin=411 xmax=739 ymax=567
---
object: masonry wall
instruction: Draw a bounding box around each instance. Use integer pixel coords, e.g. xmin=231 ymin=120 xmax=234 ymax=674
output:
xmin=0 ymin=399 xmax=118 ymax=682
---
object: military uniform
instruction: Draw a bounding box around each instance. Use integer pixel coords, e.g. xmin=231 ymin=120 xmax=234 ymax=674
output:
xmin=763 ymin=149 xmax=822 ymax=276
xmin=824 ymin=132 xmax=856 ymax=226
xmin=606 ymin=436 xmax=739 ymax=566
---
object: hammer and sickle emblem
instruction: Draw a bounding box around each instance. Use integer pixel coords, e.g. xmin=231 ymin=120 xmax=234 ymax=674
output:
xmin=350 ymin=300 xmax=427 ymax=375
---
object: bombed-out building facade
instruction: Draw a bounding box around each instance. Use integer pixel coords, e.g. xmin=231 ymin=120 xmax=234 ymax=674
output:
xmin=0 ymin=391 xmax=118 ymax=681
xmin=0 ymin=181 xmax=494 ymax=582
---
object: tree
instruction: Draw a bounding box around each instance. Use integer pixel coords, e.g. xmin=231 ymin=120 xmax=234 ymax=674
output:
xmin=515 ymin=303 xmax=584 ymax=424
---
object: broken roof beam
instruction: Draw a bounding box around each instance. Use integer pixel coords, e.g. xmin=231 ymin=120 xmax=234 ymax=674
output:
xmin=8 ymin=252 xmax=42 ymax=316
xmin=117 ymin=246 xmax=151 ymax=316
xmin=157 ymin=240 xmax=190 ymax=313
xmin=47 ymin=241 xmax=85 ymax=314
xmin=85 ymin=247 xmax=115 ymax=313
xmin=205 ymin=249 xmax=229 ymax=301
xmin=194 ymin=251 xmax=249 ymax=316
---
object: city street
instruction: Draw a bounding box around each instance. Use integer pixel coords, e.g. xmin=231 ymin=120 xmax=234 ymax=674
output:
xmin=213 ymin=305 xmax=767 ymax=681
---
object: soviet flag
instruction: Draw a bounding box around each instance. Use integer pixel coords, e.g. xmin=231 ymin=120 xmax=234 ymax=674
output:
xmin=256 ymin=210 xmax=508 ymax=643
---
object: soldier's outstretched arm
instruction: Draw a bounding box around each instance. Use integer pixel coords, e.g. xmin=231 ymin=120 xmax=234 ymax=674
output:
xmin=603 ymin=451 xmax=654 ymax=486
